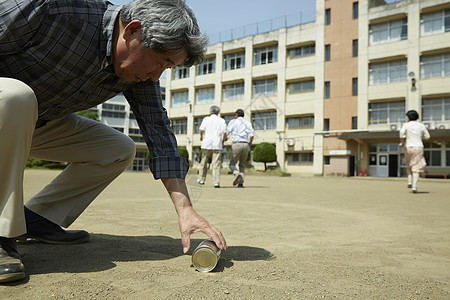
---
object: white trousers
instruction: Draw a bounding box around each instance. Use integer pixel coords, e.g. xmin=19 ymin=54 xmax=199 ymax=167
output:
xmin=198 ymin=149 xmax=222 ymax=185
xmin=0 ymin=78 xmax=136 ymax=237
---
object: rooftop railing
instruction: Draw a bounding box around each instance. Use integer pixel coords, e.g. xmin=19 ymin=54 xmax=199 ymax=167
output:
xmin=207 ymin=9 xmax=316 ymax=45
xmin=369 ymin=0 xmax=404 ymax=8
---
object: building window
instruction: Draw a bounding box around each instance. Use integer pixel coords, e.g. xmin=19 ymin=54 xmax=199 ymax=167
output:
xmin=161 ymin=87 xmax=166 ymax=107
xmin=112 ymin=127 xmax=124 ymax=132
xmin=352 ymin=77 xmax=358 ymax=96
xmin=102 ymin=103 xmax=125 ymax=111
xmin=223 ymin=82 xmax=244 ymax=101
xmin=423 ymin=142 xmax=442 ymax=167
xmin=252 ymin=111 xmax=277 ymax=130
xmin=324 ymin=118 xmax=330 ymax=131
xmin=194 ymin=117 xmax=204 ymax=134
xmin=101 ymin=111 xmax=125 ymax=118
xmin=286 ymin=116 xmax=314 ymax=128
xmin=253 ymin=78 xmax=277 ymax=97
xmin=324 ymin=81 xmax=330 ymax=98
xmin=254 ymin=46 xmax=278 ymax=65
xmin=173 ymin=66 xmax=190 ymax=79
xmin=325 ymin=8 xmax=331 ymax=25
xmin=287 ymin=80 xmax=315 ymax=94
xmin=421 ymin=53 xmax=450 ymax=79
xmin=288 ymin=44 xmax=315 ymax=58
xmin=131 ymin=151 xmax=148 ymax=171
xmin=352 ymin=39 xmax=358 ymax=57
xmin=128 ymin=128 xmax=145 ymax=143
xmin=222 ymin=115 xmax=235 ymax=125
xmin=172 ymin=119 xmax=187 ymax=135
xmin=422 ymin=97 xmax=450 ymax=121
xmin=196 ymin=87 xmax=215 ymax=104
xmin=224 ymin=52 xmax=245 ymax=70
xmin=286 ymin=152 xmax=313 ymax=164
xmin=421 ymin=9 xmax=450 ymax=36
xmin=370 ymin=19 xmax=407 ymax=45
xmin=369 ymin=101 xmax=405 ymax=124
xmin=353 ymin=2 xmax=358 ymax=19
xmin=197 ymin=58 xmax=215 ymax=75
xmin=352 ymin=116 xmax=358 ymax=129
xmin=172 ymin=91 xmax=188 ymax=107
xmin=369 ymin=60 xmax=407 ymax=85
xmin=447 ymin=142 xmax=450 ymax=167
xmin=325 ymin=44 xmax=331 ymax=61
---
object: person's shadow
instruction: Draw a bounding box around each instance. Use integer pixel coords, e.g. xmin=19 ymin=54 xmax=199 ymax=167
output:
xmin=15 ymin=234 xmax=273 ymax=277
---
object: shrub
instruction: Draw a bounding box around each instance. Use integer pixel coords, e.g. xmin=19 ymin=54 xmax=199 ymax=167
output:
xmin=26 ymin=158 xmax=66 ymax=170
xmin=178 ymin=146 xmax=189 ymax=158
xmin=252 ymin=142 xmax=277 ymax=171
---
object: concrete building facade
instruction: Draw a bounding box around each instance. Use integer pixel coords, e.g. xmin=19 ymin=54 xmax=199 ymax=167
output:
xmin=97 ymin=0 xmax=450 ymax=177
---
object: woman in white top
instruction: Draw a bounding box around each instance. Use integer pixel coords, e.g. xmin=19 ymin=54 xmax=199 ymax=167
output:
xmin=399 ymin=110 xmax=430 ymax=193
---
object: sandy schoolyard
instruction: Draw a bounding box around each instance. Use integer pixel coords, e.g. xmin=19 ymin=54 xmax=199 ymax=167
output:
xmin=1 ymin=169 xmax=449 ymax=299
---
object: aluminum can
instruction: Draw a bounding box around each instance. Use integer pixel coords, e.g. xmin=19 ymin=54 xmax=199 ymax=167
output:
xmin=191 ymin=239 xmax=221 ymax=272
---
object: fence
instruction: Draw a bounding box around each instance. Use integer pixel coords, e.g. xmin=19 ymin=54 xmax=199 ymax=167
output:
xmin=369 ymin=0 xmax=404 ymax=8
xmin=208 ymin=9 xmax=316 ymax=45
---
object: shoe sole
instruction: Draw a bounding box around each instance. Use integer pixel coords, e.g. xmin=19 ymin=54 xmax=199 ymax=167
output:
xmin=233 ymin=174 xmax=242 ymax=186
xmin=0 ymin=271 xmax=26 ymax=283
xmin=25 ymin=234 xmax=90 ymax=245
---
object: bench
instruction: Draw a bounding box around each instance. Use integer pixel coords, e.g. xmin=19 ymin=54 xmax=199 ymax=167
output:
xmin=422 ymin=173 xmax=448 ymax=179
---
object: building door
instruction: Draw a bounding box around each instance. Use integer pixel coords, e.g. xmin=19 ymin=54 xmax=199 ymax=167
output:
xmin=377 ymin=154 xmax=389 ymax=177
xmin=348 ymin=156 xmax=355 ymax=176
xmin=389 ymin=154 xmax=398 ymax=177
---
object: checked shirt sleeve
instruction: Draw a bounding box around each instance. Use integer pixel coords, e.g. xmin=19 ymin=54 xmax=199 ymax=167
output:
xmin=0 ymin=0 xmax=48 ymax=55
xmin=124 ymin=81 xmax=189 ymax=180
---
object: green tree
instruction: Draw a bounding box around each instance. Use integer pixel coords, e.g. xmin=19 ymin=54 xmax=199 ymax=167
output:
xmin=252 ymin=142 xmax=277 ymax=171
xmin=76 ymin=109 xmax=99 ymax=121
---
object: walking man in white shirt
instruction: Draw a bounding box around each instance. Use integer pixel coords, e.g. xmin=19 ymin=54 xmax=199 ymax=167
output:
xmin=227 ymin=109 xmax=255 ymax=188
xmin=198 ymin=106 xmax=227 ymax=188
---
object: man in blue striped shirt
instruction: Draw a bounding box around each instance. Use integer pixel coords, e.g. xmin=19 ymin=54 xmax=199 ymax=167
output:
xmin=0 ymin=0 xmax=226 ymax=282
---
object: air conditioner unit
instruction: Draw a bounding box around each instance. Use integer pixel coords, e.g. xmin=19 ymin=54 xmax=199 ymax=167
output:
xmin=424 ymin=122 xmax=436 ymax=129
xmin=285 ymin=138 xmax=295 ymax=146
xmin=389 ymin=124 xmax=398 ymax=131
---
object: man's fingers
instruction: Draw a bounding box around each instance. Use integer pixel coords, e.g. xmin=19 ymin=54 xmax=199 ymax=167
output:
xmin=181 ymin=232 xmax=191 ymax=253
xmin=203 ymin=226 xmax=227 ymax=251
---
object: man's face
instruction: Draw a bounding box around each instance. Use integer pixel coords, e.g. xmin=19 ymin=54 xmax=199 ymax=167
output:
xmin=114 ymin=20 xmax=188 ymax=82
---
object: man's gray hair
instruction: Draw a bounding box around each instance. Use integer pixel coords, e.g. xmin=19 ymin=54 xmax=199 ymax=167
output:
xmin=210 ymin=105 xmax=220 ymax=115
xmin=120 ymin=0 xmax=208 ymax=66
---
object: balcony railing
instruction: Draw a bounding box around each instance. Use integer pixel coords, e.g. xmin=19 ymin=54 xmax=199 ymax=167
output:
xmin=369 ymin=0 xmax=403 ymax=8
xmin=207 ymin=9 xmax=316 ymax=45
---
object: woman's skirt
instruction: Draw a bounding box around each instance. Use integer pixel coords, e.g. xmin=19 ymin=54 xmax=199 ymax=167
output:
xmin=404 ymin=147 xmax=427 ymax=173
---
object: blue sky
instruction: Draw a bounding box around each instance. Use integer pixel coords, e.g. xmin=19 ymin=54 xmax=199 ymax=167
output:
xmin=111 ymin=0 xmax=316 ymax=35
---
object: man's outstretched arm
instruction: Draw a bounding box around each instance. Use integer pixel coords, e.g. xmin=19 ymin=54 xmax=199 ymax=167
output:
xmin=161 ymin=177 xmax=227 ymax=253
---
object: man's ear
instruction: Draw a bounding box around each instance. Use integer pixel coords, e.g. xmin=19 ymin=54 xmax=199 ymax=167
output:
xmin=123 ymin=20 xmax=142 ymax=41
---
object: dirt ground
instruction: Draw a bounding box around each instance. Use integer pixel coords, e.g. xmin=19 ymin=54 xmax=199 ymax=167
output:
xmin=1 ymin=169 xmax=449 ymax=299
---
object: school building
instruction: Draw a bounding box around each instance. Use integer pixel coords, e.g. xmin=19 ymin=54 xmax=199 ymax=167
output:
xmin=99 ymin=0 xmax=450 ymax=177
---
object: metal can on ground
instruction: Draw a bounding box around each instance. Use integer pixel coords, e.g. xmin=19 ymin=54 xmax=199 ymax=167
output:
xmin=191 ymin=239 xmax=221 ymax=272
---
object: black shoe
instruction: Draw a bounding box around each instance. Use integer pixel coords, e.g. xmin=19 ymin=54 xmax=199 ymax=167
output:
xmin=24 ymin=207 xmax=90 ymax=245
xmin=0 ymin=237 xmax=26 ymax=283
xmin=237 ymin=183 xmax=244 ymax=188
xmin=214 ymin=184 xmax=220 ymax=188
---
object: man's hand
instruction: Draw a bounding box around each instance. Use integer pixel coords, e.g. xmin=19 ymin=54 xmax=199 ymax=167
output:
xmin=161 ymin=177 xmax=227 ymax=253
xmin=177 ymin=206 xmax=227 ymax=253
